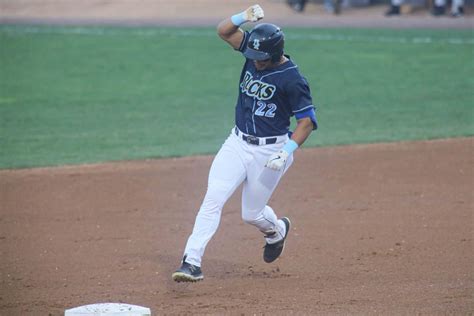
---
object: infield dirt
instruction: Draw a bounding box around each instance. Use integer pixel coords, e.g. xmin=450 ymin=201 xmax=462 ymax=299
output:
xmin=1 ymin=138 xmax=473 ymax=314
xmin=1 ymin=0 xmax=473 ymax=315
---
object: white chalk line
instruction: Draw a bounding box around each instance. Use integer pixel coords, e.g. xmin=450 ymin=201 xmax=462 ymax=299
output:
xmin=1 ymin=25 xmax=473 ymax=45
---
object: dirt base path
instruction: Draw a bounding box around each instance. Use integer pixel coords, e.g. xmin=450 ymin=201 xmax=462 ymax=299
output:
xmin=1 ymin=137 xmax=472 ymax=315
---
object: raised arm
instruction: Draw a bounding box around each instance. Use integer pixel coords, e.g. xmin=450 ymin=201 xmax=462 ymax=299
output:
xmin=217 ymin=4 xmax=264 ymax=50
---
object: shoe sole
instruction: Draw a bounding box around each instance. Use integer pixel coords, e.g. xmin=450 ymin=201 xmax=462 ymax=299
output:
xmin=172 ymin=271 xmax=203 ymax=283
xmin=279 ymin=217 xmax=291 ymax=258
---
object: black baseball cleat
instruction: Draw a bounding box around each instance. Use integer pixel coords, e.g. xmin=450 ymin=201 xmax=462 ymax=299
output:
xmin=385 ymin=5 xmax=400 ymax=16
xmin=432 ymin=5 xmax=446 ymax=16
xmin=451 ymin=6 xmax=464 ymax=17
xmin=263 ymin=217 xmax=291 ymax=263
xmin=172 ymin=256 xmax=203 ymax=283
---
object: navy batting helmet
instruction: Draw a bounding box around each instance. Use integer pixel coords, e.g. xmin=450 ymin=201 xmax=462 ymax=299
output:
xmin=243 ymin=23 xmax=285 ymax=63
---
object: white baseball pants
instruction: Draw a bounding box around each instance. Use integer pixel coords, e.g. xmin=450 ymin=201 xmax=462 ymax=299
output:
xmin=183 ymin=127 xmax=293 ymax=267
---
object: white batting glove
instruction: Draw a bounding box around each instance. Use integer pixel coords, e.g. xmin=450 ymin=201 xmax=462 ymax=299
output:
xmin=245 ymin=4 xmax=265 ymax=22
xmin=231 ymin=4 xmax=264 ymax=26
xmin=265 ymin=149 xmax=289 ymax=171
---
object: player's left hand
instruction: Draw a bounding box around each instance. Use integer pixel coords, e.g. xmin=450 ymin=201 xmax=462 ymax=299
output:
xmin=265 ymin=149 xmax=289 ymax=171
xmin=244 ymin=4 xmax=264 ymax=22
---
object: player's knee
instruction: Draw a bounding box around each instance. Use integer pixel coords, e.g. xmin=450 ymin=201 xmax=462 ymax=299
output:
xmin=201 ymin=194 xmax=225 ymax=212
xmin=202 ymin=182 xmax=231 ymax=210
xmin=241 ymin=211 xmax=260 ymax=226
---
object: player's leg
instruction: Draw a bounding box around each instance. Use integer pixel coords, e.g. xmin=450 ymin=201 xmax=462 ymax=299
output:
xmin=241 ymin=146 xmax=294 ymax=242
xmin=385 ymin=0 xmax=402 ymax=15
xmin=451 ymin=0 xmax=464 ymax=16
xmin=241 ymin=147 xmax=294 ymax=263
xmin=432 ymin=0 xmax=446 ymax=15
xmin=182 ymin=133 xmax=246 ymax=268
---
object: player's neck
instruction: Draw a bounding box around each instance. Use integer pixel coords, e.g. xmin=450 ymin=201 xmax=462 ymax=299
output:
xmin=272 ymin=56 xmax=289 ymax=68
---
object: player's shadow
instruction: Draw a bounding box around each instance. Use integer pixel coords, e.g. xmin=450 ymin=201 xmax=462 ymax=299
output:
xmin=155 ymin=253 xmax=292 ymax=293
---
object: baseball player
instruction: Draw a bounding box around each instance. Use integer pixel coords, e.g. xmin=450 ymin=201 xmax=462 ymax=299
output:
xmin=172 ymin=4 xmax=317 ymax=282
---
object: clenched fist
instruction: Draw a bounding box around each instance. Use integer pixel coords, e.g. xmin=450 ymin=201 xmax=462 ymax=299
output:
xmin=244 ymin=4 xmax=265 ymax=22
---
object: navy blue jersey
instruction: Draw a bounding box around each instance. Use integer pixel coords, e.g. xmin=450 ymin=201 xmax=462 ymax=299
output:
xmin=235 ymin=31 xmax=317 ymax=137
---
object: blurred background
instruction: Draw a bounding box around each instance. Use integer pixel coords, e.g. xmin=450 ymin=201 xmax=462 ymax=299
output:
xmin=0 ymin=0 xmax=472 ymax=28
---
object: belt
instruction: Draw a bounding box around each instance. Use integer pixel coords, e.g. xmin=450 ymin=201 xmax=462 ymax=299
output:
xmin=234 ymin=127 xmax=277 ymax=146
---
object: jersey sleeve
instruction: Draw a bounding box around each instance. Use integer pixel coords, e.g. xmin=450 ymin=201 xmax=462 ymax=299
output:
xmin=236 ymin=31 xmax=250 ymax=53
xmin=287 ymin=77 xmax=318 ymax=130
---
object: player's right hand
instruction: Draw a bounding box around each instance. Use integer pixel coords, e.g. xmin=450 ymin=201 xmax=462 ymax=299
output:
xmin=244 ymin=4 xmax=264 ymax=22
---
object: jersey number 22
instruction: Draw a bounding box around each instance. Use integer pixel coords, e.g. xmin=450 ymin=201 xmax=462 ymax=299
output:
xmin=255 ymin=101 xmax=277 ymax=118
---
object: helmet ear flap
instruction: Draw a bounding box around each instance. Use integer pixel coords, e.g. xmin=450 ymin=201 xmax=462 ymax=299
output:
xmin=271 ymin=53 xmax=282 ymax=63
xmin=270 ymin=36 xmax=284 ymax=63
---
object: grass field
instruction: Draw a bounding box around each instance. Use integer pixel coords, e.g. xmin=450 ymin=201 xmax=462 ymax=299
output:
xmin=0 ymin=25 xmax=473 ymax=169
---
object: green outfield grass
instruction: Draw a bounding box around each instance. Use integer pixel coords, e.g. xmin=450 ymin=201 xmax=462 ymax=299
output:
xmin=0 ymin=25 xmax=473 ymax=169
